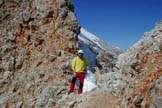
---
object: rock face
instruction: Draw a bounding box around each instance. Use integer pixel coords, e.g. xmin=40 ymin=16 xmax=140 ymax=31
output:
xmin=105 ymin=21 xmax=162 ymax=107
xmin=0 ymin=0 xmax=79 ymax=107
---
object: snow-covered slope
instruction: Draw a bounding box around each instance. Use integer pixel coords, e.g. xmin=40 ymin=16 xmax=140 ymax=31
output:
xmin=78 ymin=28 xmax=122 ymax=56
xmin=78 ymin=28 xmax=122 ymax=72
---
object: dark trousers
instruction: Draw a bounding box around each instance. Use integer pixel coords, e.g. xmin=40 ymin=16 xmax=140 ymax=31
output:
xmin=69 ymin=72 xmax=85 ymax=94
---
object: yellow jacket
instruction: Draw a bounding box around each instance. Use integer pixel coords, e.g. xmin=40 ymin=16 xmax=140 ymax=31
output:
xmin=71 ymin=56 xmax=88 ymax=73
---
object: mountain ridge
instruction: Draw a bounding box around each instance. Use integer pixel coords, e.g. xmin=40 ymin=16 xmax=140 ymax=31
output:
xmin=79 ymin=27 xmax=123 ymax=56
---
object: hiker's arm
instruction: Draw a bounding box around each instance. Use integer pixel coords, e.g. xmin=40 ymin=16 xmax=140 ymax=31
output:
xmin=84 ymin=59 xmax=89 ymax=72
xmin=71 ymin=58 xmax=76 ymax=72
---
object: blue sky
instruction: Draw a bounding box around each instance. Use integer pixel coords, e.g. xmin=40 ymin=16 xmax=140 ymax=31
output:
xmin=73 ymin=0 xmax=162 ymax=49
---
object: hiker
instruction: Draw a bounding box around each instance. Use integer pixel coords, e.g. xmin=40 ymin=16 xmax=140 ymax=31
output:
xmin=69 ymin=50 xmax=89 ymax=94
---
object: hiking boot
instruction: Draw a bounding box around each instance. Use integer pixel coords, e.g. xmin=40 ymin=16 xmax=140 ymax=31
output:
xmin=68 ymin=91 xmax=73 ymax=95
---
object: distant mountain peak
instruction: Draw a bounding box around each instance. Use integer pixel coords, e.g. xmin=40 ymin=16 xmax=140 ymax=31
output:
xmin=78 ymin=27 xmax=123 ymax=56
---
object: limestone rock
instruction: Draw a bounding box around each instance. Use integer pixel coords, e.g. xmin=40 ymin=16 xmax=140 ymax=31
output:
xmin=68 ymin=100 xmax=77 ymax=108
xmin=0 ymin=0 xmax=79 ymax=107
xmin=154 ymin=97 xmax=162 ymax=108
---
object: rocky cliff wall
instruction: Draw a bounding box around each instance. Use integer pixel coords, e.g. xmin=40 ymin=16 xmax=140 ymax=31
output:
xmin=116 ymin=21 xmax=162 ymax=108
xmin=0 ymin=0 xmax=79 ymax=107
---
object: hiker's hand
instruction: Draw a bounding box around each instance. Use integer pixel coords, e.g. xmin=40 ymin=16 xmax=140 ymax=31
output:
xmin=83 ymin=69 xmax=87 ymax=73
xmin=73 ymin=73 xmax=77 ymax=77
